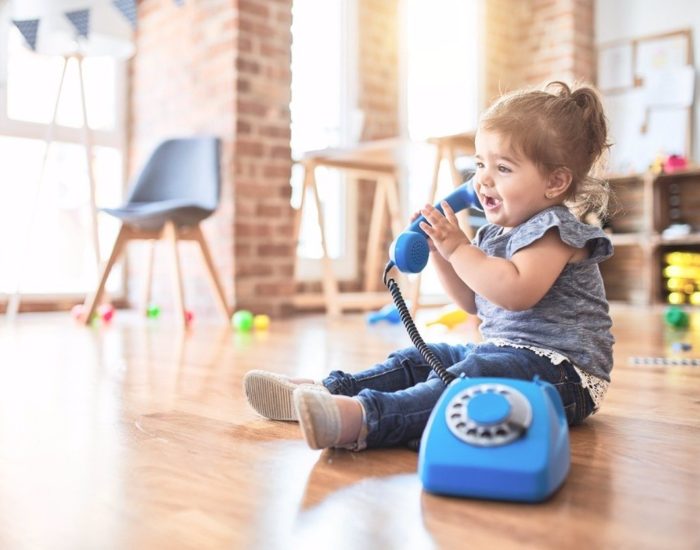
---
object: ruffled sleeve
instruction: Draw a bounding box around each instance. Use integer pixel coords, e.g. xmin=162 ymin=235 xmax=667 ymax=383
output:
xmin=472 ymin=223 xmax=501 ymax=247
xmin=507 ymin=206 xmax=613 ymax=264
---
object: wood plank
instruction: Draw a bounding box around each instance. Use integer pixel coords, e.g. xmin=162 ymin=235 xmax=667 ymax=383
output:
xmin=0 ymin=305 xmax=698 ymax=548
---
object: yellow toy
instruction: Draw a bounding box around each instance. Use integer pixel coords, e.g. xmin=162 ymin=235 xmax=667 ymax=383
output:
xmin=663 ymin=251 xmax=700 ymax=304
xmin=253 ymin=314 xmax=270 ymax=331
xmin=426 ymin=309 xmax=469 ymax=330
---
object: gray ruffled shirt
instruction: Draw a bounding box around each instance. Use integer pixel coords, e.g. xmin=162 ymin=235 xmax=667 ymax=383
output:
xmin=474 ymin=206 xmax=614 ymax=381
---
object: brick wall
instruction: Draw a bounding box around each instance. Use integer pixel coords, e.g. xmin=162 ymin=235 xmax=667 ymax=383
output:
xmin=130 ymin=0 xmax=295 ymax=319
xmin=127 ymin=0 xmax=593 ymax=319
xmin=484 ymin=0 xmax=595 ymax=104
xmin=232 ymin=0 xmax=296 ymax=316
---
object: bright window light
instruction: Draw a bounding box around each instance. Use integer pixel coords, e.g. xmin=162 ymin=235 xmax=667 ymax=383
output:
xmin=402 ymin=0 xmax=480 ymax=297
xmin=290 ymin=0 xmax=357 ymax=277
xmin=0 ymin=25 xmax=126 ymax=298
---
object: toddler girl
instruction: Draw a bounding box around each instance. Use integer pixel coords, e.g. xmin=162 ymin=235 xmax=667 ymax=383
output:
xmin=244 ymin=81 xmax=614 ymax=451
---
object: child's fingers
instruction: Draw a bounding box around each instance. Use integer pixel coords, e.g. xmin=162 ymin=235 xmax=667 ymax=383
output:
xmin=441 ymin=201 xmax=459 ymax=224
xmin=421 ymin=204 xmax=441 ymax=224
xmin=419 ymin=221 xmax=434 ymax=237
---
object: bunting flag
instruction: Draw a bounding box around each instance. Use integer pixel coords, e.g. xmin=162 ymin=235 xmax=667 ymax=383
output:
xmin=12 ymin=18 xmax=40 ymax=51
xmin=10 ymin=0 xmax=186 ymax=56
xmin=65 ymin=8 xmax=90 ymax=38
xmin=112 ymin=0 xmax=137 ymax=29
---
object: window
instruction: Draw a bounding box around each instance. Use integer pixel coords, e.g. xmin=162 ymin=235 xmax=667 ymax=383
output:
xmin=0 ymin=11 xmax=127 ymax=302
xmin=400 ymin=0 xmax=481 ymax=297
xmin=290 ymin=0 xmax=358 ymax=280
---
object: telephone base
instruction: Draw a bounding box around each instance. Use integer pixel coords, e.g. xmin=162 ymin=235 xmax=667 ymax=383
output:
xmin=418 ymin=376 xmax=570 ymax=502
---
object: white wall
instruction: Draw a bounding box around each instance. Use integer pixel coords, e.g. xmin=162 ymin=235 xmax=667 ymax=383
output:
xmin=595 ymin=0 xmax=700 ymax=164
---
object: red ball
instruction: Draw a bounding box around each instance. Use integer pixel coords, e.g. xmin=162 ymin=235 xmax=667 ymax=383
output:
xmin=98 ymin=304 xmax=115 ymax=322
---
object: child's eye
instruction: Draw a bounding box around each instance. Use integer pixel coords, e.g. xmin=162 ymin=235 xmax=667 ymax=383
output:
xmin=475 ymin=161 xmax=485 ymax=169
xmin=497 ymin=164 xmax=512 ymax=173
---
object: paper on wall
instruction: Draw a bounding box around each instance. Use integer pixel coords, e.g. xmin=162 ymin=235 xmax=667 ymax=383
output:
xmin=643 ymin=65 xmax=695 ymax=108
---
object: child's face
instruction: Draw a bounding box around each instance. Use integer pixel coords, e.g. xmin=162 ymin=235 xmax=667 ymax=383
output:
xmin=473 ymin=129 xmax=553 ymax=230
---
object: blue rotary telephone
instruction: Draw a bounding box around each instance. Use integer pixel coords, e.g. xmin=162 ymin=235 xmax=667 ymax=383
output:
xmin=383 ymin=177 xmax=570 ymax=502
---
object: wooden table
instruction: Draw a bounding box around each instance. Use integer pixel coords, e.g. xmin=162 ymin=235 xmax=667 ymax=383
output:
xmin=292 ymin=139 xmax=404 ymax=315
xmin=293 ymin=132 xmax=476 ymax=316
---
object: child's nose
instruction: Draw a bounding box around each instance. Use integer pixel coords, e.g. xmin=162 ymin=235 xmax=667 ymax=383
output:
xmin=478 ymin=173 xmax=494 ymax=188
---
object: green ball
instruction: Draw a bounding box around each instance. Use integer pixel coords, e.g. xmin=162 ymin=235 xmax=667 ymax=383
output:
xmin=664 ymin=306 xmax=689 ymax=328
xmin=146 ymin=304 xmax=161 ymax=319
xmin=232 ymin=310 xmax=254 ymax=331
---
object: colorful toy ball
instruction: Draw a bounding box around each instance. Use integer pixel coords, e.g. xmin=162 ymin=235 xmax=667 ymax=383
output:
xmin=253 ymin=314 xmax=270 ymax=331
xmin=664 ymin=306 xmax=689 ymax=329
xmin=98 ymin=303 xmax=115 ymax=323
xmin=146 ymin=304 xmax=161 ymax=319
xmin=71 ymin=304 xmax=85 ymax=321
xmin=232 ymin=310 xmax=254 ymax=331
xmin=671 ymin=342 xmax=692 ymax=352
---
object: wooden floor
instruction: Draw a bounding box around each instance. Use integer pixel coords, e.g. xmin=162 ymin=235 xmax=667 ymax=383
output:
xmin=0 ymin=305 xmax=698 ymax=549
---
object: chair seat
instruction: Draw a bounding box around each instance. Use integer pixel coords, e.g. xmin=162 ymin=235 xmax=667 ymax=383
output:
xmin=102 ymin=199 xmax=215 ymax=230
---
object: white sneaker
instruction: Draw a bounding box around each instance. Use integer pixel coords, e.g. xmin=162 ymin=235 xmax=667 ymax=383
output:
xmin=243 ymin=370 xmax=327 ymax=421
xmin=293 ymin=387 xmax=344 ymax=449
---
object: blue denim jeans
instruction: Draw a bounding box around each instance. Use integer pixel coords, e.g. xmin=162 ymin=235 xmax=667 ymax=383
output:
xmin=322 ymin=342 xmax=595 ymax=449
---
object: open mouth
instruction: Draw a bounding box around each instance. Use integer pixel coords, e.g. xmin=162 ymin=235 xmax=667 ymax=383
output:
xmin=482 ymin=195 xmax=502 ymax=210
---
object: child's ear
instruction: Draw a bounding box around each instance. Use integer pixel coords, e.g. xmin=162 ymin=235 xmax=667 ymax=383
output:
xmin=546 ymin=168 xmax=573 ymax=199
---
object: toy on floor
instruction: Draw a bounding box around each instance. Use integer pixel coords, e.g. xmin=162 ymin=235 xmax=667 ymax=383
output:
xmin=232 ymin=310 xmax=254 ymax=331
xmin=367 ymin=303 xmax=401 ymax=325
xmin=146 ymin=304 xmax=161 ymax=319
xmin=425 ymin=308 xmax=469 ymax=330
xmin=71 ymin=304 xmax=112 ymax=324
xmin=98 ymin=304 xmax=115 ymax=323
xmin=231 ymin=310 xmax=271 ymax=331
xmin=664 ymin=306 xmax=689 ymax=329
xmin=419 ymin=375 xmax=570 ymax=502
xmin=253 ymin=314 xmax=270 ymax=331
xmin=671 ymin=342 xmax=692 ymax=352
xmin=71 ymin=304 xmax=85 ymax=321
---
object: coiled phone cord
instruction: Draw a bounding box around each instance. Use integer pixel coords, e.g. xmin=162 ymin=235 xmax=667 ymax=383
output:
xmin=383 ymin=261 xmax=456 ymax=387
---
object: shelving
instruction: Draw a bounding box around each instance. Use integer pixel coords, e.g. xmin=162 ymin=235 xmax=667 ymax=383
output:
xmin=602 ymin=167 xmax=700 ymax=305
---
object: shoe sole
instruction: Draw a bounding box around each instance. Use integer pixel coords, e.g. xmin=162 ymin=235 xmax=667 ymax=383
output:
xmin=244 ymin=371 xmax=298 ymax=421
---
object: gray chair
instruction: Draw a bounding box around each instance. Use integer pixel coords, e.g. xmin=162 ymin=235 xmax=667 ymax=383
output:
xmin=82 ymin=137 xmax=231 ymax=326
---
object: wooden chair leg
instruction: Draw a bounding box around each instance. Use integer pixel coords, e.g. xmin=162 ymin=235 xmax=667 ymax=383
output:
xmin=163 ymin=221 xmax=188 ymax=328
xmin=141 ymin=240 xmax=156 ymax=314
xmin=364 ymin=177 xmax=388 ymax=294
xmin=308 ymin=166 xmax=340 ymax=316
xmin=82 ymin=224 xmax=130 ymax=325
xmin=192 ymin=224 xmax=231 ymax=321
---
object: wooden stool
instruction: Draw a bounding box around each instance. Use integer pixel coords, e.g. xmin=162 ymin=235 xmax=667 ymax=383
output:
xmin=292 ymin=140 xmax=404 ymax=315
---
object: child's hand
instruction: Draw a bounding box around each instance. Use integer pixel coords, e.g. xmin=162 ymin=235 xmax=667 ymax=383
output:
xmin=410 ymin=210 xmax=436 ymax=252
xmin=419 ymin=201 xmax=469 ymax=260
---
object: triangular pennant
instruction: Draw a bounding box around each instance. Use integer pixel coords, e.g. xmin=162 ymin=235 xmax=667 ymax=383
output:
xmin=65 ymin=8 xmax=91 ymax=38
xmin=112 ymin=0 xmax=137 ymax=29
xmin=12 ymin=19 xmax=40 ymax=51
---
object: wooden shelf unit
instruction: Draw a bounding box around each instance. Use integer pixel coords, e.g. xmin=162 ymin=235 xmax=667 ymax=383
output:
xmin=603 ymin=167 xmax=700 ymax=305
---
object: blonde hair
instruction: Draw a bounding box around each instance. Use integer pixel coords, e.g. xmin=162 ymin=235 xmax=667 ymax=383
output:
xmin=480 ymin=81 xmax=611 ymax=220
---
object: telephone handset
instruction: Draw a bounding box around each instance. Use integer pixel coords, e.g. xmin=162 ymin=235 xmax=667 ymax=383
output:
xmin=389 ymin=177 xmax=481 ymax=274
xmin=382 ymin=175 xmax=570 ymax=502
